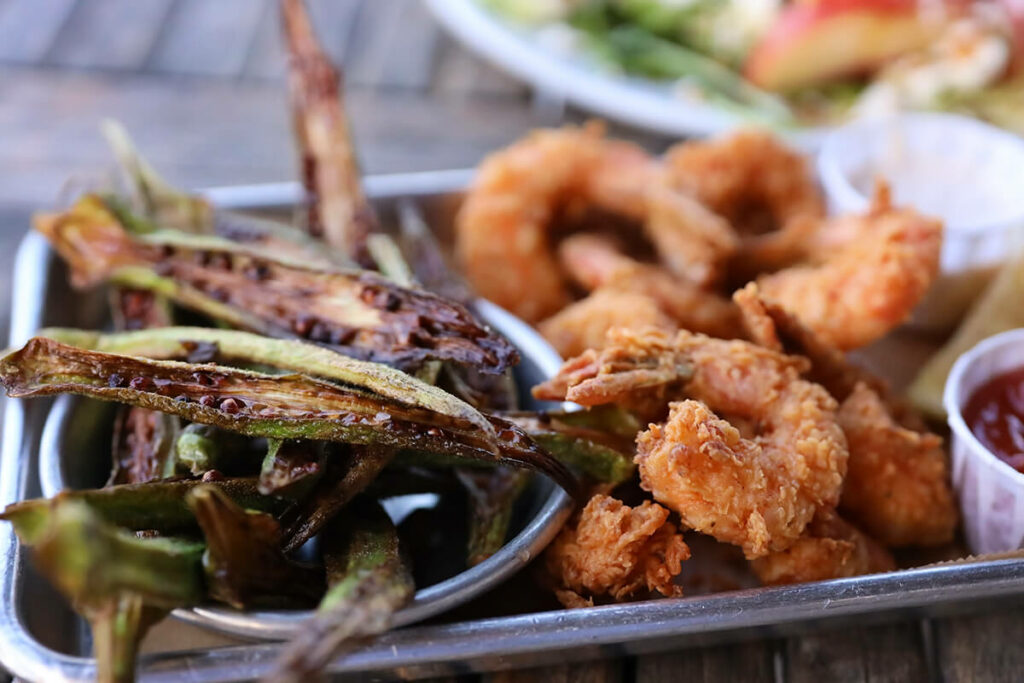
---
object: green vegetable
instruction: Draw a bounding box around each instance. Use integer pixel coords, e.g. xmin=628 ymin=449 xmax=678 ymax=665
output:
xmin=1 ymin=478 xmax=290 ymax=536
xmin=187 ymin=485 xmax=323 ymax=608
xmin=258 ymin=439 xmax=326 ymax=497
xmin=38 ymin=325 xmax=495 ymax=439
xmin=269 ymin=498 xmax=414 ymax=682
xmin=0 ymin=337 xmax=577 ymax=491
xmin=458 ymin=467 xmax=532 ymax=566
xmin=35 ymin=195 xmax=519 ymax=372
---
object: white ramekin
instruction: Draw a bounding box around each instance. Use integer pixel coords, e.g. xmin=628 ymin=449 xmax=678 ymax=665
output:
xmin=945 ymin=328 xmax=1024 ymax=554
xmin=818 ymin=112 xmax=1024 ymax=330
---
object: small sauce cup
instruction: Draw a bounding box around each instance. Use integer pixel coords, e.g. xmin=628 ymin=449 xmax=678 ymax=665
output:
xmin=945 ymin=328 xmax=1024 ymax=554
xmin=818 ymin=112 xmax=1024 ymax=330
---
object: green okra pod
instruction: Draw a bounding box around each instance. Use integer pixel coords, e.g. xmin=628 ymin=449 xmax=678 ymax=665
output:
xmin=1 ymin=478 xmax=291 ymax=537
xmin=38 ymin=325 xmax=495 ymax=439
xmin=269 ymin=498 xmax=413 ymax=682
xmin=187 ymin=485 xmax=324 ymax=608
xmin=259 ymin=439 xmax=326 ymax=497
xmin=458 ymin=467 xmax=532 ymax=566
xmin=0 ymin=338 xmax=578 ymax=494
xmin=36 ymin=196 xmax=517 ymax=372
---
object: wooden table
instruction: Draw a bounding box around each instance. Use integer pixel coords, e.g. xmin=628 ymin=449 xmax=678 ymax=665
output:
xmin=0 ymin=1 xmax=1020 ymax=681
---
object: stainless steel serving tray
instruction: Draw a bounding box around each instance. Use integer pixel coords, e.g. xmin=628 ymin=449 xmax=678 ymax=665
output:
xmin=3 ymin=171 xmax=1024 ymax=682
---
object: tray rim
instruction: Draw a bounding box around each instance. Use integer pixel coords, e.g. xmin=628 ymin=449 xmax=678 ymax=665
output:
xmin=3 ymin=172 xmax=1024 ymax=682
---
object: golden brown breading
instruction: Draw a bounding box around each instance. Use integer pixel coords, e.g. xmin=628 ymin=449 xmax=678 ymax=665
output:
xmin=838 ymin=383 xmax=958 ymax=547
xmin=538 ymin=289 xmax=677 ymax=359
xmin=757 ymin=190 xmax=942 ymax=351
xmin=750 ymin=509 xmax=896 ymax=586
xmin=545 ymin=494 xmax=690 ymax=607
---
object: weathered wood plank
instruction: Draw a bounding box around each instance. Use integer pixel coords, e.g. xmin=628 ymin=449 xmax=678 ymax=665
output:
xmin=372 ymin=0 xmax=443 ymax=90
xmin=46 ymin=0 xmax=173 ymax=70
xmin=343 ymin=0 xmax=405 ymax=86
xmin=486 ymin=659 xmax=623 ymax=683
xmin=636 ymin=641 xmax=776 ymax=683
xmin=0 ymin=66 xmax=546 ymax=205
xmin=241 ymin=0 xmax=287 ymax=81
xmin=431 ymin=36 xmax=529 ymax=98
xmin=0 ymin=0 xmax=77 ymax=64
xmin=786 ymin=621 xmax=929 ymax=683
xmin=935 ymin=611 xmax=1024 ymax=683
xmin=146 ymin=0 xmax=266 ymax=77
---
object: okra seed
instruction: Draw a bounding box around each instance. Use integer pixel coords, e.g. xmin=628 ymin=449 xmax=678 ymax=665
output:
xmin=107 ymin=373 xmax=126 ymax=388
xmin=198 ymin=394 xmax=217 ymax=408
xmin=219 ymin=397 xmax=243 ymax=414
xmin=129 ymin=376 xmax=152 ymax=390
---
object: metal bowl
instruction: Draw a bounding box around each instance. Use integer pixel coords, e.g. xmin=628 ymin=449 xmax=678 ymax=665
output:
xmin=38 ymin=299 xmax=574 ymax=640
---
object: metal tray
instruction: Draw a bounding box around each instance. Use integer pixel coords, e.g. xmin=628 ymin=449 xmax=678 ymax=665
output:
xmin=3 ymin=171 xmax=1024 ymax=682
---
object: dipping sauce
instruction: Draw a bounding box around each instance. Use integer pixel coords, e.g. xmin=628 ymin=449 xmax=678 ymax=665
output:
xmin=963 ymin=366 xmax=1024 ymax=472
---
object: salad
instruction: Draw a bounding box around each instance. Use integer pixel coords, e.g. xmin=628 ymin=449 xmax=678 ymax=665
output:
xmin=482 ymin=0 xmax=1024 ymax=131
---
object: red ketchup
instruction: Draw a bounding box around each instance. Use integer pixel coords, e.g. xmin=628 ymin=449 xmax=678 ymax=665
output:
xmin=963 ymin=366 xmax=1024 ymax=472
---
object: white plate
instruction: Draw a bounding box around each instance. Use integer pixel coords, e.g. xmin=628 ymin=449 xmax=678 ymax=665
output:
xmin=425 ymin=0 xmax=829 ymax=147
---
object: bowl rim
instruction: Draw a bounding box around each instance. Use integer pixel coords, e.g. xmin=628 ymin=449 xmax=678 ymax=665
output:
xmin=817 ymin=111 xmax=1024 ymax=235
xmin=944 ymin=327 xmax=1024 ymax=484
xmin=37 ymin=298 xmax=575 ymax=640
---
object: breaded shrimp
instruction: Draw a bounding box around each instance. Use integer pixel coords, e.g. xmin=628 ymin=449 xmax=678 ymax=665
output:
xmin=536 ymin=328 xmax=848 ymax=557
xmin=455 ymin=126 xmax=601 ymax=322
xmin=838 ymin=383 xmax=957 ymax=547
xmin=538 ymin=289 xmax=677 ymax=359
xmin=644 ymin=184 xmax=739 ymax=288
xmin=545 ymin=494 xmax=690 ymax=607
xmin=666 ymin=130 xmax=824 ymax=275
xmin=456 ymin=124 xmax=664 ymax=323
xmin=757 ymin=191 xmax=942 ymax=351
xmin=558 ymin=235 xmax=741 ymax=339
xmin=734 ymin=282 xmax=926 ymax=431
xmin=750 ymin=509 xmax=896 ymax=586
xmin=533 ymin=328 xmax=702 ymax=422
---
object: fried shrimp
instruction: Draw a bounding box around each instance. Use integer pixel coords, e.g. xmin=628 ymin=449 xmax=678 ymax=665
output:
xmin=545 ymin=494 xmax=689 ymax=607
xmin=756 ymin=190 xmax=942 ymax=351
xmin=533 ymin=327 xmax=701 ymax=421
xmin=644 ymin=184 xmax=739 ymax=288
xmin=838 ymin=383 xmax=957 ymax=547
xmin=558 ymin=235 xmax=741 ymax=340
xmin=456 ymin=124 xmax=664 ymax=323
xmin=536 ymin=328 xmax=847 ymax=557
xmin=750 ymin=509 xmax=896 ymax=586
xmin=455 ymin=126 xmax=600 ymax=322
xmin=734 ymin=283 xmax=926 ymax=431
xmin=666 ymin=130 xmax=824 ymax=275
xmin=538 ymin=289 xmax=676 ymax=359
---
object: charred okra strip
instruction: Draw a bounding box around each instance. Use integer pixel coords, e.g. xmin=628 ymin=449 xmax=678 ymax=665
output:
xmin=102 ymin=120 xmax=334 ymax=265
xmin=0 ymin=338 xmax=577 ymax=492
xmin=281 ymin=0 xmax=376 ymax=260
xmin=35 ymin=196 xmax=518 ymax=372
xmin=109 ymin=407 xmax=181 ymax=485
xmin=39 ymin=325 xmax=495 ymax=439
xmin=91 ymin=594 xmax=165 ymax=683
xmin=4 ymin=500 xmax=206 ymax=607
xmin=281 ymin=445 xmax=395 ymax=553
xmin=259 ymin=439 xmax=325 ymax=496
xmin=269 ymin=498 xmax=413 ymax=682
xmin=458 ymin=467 xmax=532 ymax=566
xmin=187 ymin=485 xmax=323 ymax=608
xmin=2 ymin=478 xmax=290 ymax=536
xmin=101 ymin=119 xmax=213 ymax=235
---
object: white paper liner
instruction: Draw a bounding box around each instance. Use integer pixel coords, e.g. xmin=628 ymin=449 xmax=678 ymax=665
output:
xmin=945 ymin=328 xmax=1024 ymax=554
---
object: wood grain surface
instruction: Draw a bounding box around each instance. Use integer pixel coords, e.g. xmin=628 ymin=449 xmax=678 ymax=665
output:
xmin=0 ymin=0 xmax=1018 ymax=681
